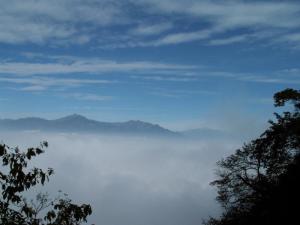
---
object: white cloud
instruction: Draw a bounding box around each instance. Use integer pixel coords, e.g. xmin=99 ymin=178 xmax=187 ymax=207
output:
xmin=139 ymin=0 xmax=300 ymax=29
xmin=131 ymin=0 xmax=300 ymax=47
xmin=275 ymin=32 xmax=300 ymax=49
xmin=150 ymin=90 xmax=215 ymax=98
xmin=1 ymin=55 xmax=300 ymax=87
xmin=0 ymin=0 xmax=126 ymax=44
xmin=0 ymin=132 xmax=240 ymax=225
xmin=283 ymin=33 xmax=300 ymax=42
xmin=209 ymin=35 xmax=249 ymax=46
xmin=150 ymin=88 xmax=217 ymax=98
xmin=63 ymin=93 xmax=114 ymax=101
xmin=0 ymin=0 xmax=299 ymax=48
xmin=130 ymin=22 xmax=173 ymax=36
xmin=152 ymin=29 xmax=214 ymax=45
xmin=130 ymin=75 xmax=198 ymax=82
xmin=0 ymin=77 xmax=113 ymax=91
xmin=0 ymin=57 xmax=196 ymax=76
xmin=20 ymin=85 xmax=48 ymax=91
xmin=0 ymin=77 xmax=111 ymax=85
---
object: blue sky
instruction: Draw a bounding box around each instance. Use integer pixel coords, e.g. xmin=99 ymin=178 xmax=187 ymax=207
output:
xmin=0 ymin=0 xmax=300 ymax=130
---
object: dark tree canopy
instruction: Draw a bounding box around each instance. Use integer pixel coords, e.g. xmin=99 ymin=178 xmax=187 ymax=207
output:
xmin=205 ymin=88 xmax=300 ymax=225
xmin=0 ymin=141 xmax=92 ymax=225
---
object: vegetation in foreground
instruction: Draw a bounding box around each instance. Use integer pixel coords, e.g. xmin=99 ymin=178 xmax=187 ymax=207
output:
xmin=0 ymin=141 xmax=92 ymax=225
xmin=205 ymin=88 xmax=300 ymax=225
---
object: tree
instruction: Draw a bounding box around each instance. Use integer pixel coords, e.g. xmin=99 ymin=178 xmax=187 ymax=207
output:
xmin=204 ymin=88 xmax=300 ymax=225
xmin=0 ymin=141 xmax=92 ymax=225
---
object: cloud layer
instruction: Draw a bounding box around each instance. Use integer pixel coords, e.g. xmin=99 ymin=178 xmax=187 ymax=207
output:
xmin=1 ymin=0 xmax=300 ymax=48
xmin=0 ymin=132 xmax=243 ymax=225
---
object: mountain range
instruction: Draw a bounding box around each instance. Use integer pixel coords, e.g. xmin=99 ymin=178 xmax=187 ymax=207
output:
xmin=0 ymin=114 xmax=229 ymax=138
xmin=0 ymin=114 xmax=179 ymax=137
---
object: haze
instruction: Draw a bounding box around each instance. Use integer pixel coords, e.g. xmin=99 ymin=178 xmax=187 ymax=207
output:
xmin=1 ymin=131 xmax=244 ymax=225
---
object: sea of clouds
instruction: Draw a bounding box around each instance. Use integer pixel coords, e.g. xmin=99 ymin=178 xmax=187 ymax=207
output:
xmin=1 ymin=131 xmax=249 ymax=225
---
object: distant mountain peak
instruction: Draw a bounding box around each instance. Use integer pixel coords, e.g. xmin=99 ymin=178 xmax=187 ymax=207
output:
xmin=0 ymin=115 xmax=178 ymax=137
xmin=126 ymin=120 xmax=148 ymax=124
xmin=56 ymin=114 xmax=88 ymax=121
xmin=125 ymin=120 xmax=162 ymax=128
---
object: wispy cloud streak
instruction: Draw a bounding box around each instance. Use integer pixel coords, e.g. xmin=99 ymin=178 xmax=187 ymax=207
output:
xmin=0 ymin=57 xmax=196 ymax=76
xmin=0 ymin=0 xmax=300 ymax=48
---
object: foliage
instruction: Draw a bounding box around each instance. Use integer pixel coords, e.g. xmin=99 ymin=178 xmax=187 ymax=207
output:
xmin=205 ymin=88 xmax=300 ymax=225
xmin=0 ymin=141 xmax=92 ymax=225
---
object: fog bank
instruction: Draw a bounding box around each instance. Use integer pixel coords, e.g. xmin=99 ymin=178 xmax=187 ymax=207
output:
xmin=1 ymin=132 xmax=242 ymax=225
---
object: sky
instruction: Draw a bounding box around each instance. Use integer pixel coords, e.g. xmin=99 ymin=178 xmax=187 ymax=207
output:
xmin=1 ymin=0 xmax=300 ymax=130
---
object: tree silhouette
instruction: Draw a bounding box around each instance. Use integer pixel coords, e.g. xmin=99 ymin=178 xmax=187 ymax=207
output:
xmin=204 ymin=88 xmax=300 ymax=225
xmin=0 ymin=141 xmax=92 ymax=225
